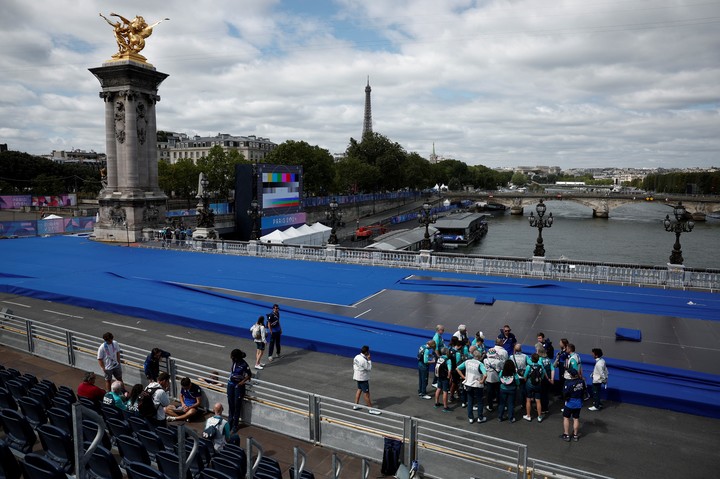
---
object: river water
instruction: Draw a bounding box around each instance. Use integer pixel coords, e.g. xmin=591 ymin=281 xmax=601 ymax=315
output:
xmin=467 ymin=200 xmax=720 ymax=270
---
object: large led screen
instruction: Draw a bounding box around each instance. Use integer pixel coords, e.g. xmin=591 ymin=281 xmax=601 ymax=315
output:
xmin=258 ymin=164 xmax=303 ymax=216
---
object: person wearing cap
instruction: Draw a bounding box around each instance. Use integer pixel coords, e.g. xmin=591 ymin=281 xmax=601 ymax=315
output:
xmin=453 ymin=324 xmax=468 ymax=343
xmin=352 ymin=345 xmax=381 ymax=415
xmin=561 ymin=366 xmax=586 ymax=442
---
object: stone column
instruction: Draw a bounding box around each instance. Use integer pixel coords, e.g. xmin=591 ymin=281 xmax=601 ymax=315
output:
xmin=90 ymin=60 xmax=169 ymax=243
xmin=101 ymin=92 xmax=118 ymax=191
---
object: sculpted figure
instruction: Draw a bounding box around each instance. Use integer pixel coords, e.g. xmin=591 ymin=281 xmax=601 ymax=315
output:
xmin=100 ymin=12 xmax=169 ymax=58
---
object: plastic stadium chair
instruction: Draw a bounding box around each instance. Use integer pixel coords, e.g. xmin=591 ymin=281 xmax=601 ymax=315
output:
xmin=79 ymin=395 xmax=102 ymax=412
xmin=125 ymin=461 xmax=167 ymax=479
xmin=156 ymin=426 xmax=179 ymax=452
xmin=127 ymin=415 xmax=154 ymax=435
xmin=51 ymin=395 xmax=73 ymax=413
xmin=82 ymin=419 xmax=113 ymax=450
xmin=17 ymin=396 xmax=48 ymax=429
xmin=106 ymin=417 xmax=134 ymax=443
xmin=136 ymin=429 xmax=165 ymax=463
xmin=28 ymin=386 xmax=53 ymax=410
xmin=116 ymin=434 xmax=152 ymax=468
xmin=19 ymin=452 xmax=67 ymax=479
xmin=200 ymin=469 xmax=233 ymax=479
xmin=3 ymin=380 xmax=28 ymax=403
xmin=210 ymin=455 xmax=245 ymax=479
xmin=46 ymin=407 xmax=73 ymax=435
xmin=101 ymin=403 xmax=125 ymax=423
xmin=254 ymin=456 xmax=282 ymax=479
xmin=0 ymin=408 xmax=37 ymax=453
xmin=21 ymin=373 xmax=38 ymax=387
xmin=289 ymin=466 xmax=316 ymax=479
xmin=56 ymin=385 xmax=77 ymax=403
xmin=155 ymin=450 xmax=185 ymax=479
xmin=37 ymin=423 xmax=74 ymax=473
xmin=39 ymin=379 xmax=58 ymax=396
xmin=0 ymin=439 xmax=22 ymax=479
xmin=85 ymin=444 xmax=124 ymax=479
xmin=0 ymin=387 xmax=17 ymax=411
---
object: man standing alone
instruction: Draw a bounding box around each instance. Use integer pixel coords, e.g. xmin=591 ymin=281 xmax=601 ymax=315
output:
xmin=352 ymin=345 xmax=381 ymax=415
xmin=97 ymin=332 xmax=123 ymax=392
xmin=266 ymin=304 xmax=282 ymax=361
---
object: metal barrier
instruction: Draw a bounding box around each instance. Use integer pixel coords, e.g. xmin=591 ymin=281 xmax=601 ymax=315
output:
xmin=137 ymin=237 xmax=720 ymax=291
xmin=0 ymin=312 xmax=611 ymax=479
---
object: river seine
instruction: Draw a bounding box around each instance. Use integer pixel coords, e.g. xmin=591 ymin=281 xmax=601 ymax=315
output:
xmin=467 ymin=200 xmax=720 ymax=270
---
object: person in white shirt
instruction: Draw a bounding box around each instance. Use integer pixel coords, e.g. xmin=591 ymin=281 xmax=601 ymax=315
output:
xmin=456 ymin=349 xmax=488 ymax=424
xmin=97 ymin=332 xmax=123 ymax=391
xmin=352 ymin=345 xmax=381 ymax=415
xmin=589 ymin=348 xmax=609 ymax=411
xmin=147 ymin=372 xmax=171 ymax=426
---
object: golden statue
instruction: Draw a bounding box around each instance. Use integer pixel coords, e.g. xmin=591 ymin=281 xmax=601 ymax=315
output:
xmin=100 ymin=13 xmax=169 ymax=63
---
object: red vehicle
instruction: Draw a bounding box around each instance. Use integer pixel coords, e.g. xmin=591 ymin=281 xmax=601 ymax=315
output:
xmin=353 ymin=225 xmax=388 ymax=241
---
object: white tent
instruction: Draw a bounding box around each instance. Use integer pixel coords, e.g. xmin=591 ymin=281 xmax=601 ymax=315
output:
xmin=260 ymin=229 xmax=289 ymax=244
xmin=260 ymin=222 xmax=332 ymax=246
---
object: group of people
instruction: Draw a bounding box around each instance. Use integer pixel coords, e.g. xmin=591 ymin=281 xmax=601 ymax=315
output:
xmin=416 ymin=324 xmax=609 ymax=441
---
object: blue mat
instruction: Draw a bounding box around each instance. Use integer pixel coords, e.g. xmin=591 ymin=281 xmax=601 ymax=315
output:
xmin=616 ymin=327 xmax=642 ymax=341
xmin=0 ymin=236 xmax=718 ymax=418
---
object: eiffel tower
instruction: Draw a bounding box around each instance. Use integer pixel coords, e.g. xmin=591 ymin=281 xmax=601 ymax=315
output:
xmin=362 ymin=76 xmax=372 ymax=138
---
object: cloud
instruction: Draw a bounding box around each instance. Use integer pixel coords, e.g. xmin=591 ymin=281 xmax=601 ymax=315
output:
xmin=0 ymin=0 xmax=718 ymax=170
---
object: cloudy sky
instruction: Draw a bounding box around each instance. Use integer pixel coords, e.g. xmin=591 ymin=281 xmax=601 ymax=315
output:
xmin=1 ymin=0 xmax=718 ymax=169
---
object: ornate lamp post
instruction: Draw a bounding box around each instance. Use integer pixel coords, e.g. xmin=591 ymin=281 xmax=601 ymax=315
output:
xmin=247 ymin=198 xmax=264 ymax=240
xmin=528 ymin=199 xmax=553 ymax=257
xmin=326 ymin=198 xmax=343 ymax=245
xmin=418 ymin=202 xmax=437 ymax=250
xmin=663 ymin=201 xmax=694 ymax=265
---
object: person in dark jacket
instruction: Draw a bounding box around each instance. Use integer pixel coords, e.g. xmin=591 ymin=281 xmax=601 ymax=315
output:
xmin=144 ymin=347 xmax=171 ymax=381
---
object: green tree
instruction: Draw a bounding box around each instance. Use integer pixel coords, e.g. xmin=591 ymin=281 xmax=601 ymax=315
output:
xmin=264 ymin=140 xmax=336 ymax=196
xmin=334 ymin=157 xmax=380 ymax=194
xmin=196 ymin=145 xmax=246 ymax=199
xmin=510 ymin=172 xmax=528 ymax=187
xmin=402 ymin=153 xmax=433 ymax=190
xmin=345 ymin=133 xmax=407 ymax=191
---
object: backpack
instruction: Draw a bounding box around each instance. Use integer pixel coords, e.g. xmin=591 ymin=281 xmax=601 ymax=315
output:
xmin=435 ymin=357 xmax=449 ymax=379
xmin=138 ymin=387 xmax=161 ymax=418
xmin=203 ymin=417 xmax=225 ymax=439
xmin=250 ymin=324 xmax=261 ymax=340
xmin=416 ymin=345 xmax=426 ymax=362
xmin=528 ymin=363 xmax=544 ymax=386
xmin=544 ymin=340 xmax=554 ymax=360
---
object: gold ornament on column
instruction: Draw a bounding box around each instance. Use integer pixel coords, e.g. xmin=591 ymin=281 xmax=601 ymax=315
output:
xmin=99 ymin=13 xmax=169 ymax=64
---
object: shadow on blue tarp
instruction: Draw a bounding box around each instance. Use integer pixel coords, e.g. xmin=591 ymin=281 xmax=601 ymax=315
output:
xmin=0 ymin=235 xmax=718 ymax=418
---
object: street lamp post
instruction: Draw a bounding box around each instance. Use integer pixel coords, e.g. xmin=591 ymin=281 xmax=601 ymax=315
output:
xmin=418 ymin=202 xmax=437 ymax=250
xmin=664 ymin=201 xmax=694 ymax=265
xmin=528 ymin=199 xmax=553 ymax=257
xmin=247 ymin=198 xmax=264 ymax=240
xmin=326 ymin=198 xmax=343 ymax=245
xmin=123 ymin=220 xmax=130 ymax=247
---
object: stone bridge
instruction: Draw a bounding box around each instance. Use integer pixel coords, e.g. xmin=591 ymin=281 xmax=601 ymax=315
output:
xmin=447 ymin=192 xmax=720 ymax=220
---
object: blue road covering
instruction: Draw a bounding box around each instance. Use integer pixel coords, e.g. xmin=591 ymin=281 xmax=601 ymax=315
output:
xmin=1 ymin=235 xmax=718 ymax=418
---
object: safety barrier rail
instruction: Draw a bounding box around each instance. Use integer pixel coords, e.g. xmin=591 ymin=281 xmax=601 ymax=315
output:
xmin=0 ymin=312 xmax=612 ymax=479
xmin=136 ymin=237 xmax=720 ymax=291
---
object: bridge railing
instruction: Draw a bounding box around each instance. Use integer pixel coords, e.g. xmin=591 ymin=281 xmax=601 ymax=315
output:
xmin=140 ymin=238 xmax=720 ymax=291
xmin=0 ymin=313 xmax=610 ymax=479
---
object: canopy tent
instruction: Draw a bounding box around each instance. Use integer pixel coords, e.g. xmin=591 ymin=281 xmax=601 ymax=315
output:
xmin=260 ymin=222 xmax=331 ymax=246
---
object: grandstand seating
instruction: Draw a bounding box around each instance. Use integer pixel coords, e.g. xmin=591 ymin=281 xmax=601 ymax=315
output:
xmin=0 ymin=363 xmax=311 ymax=479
